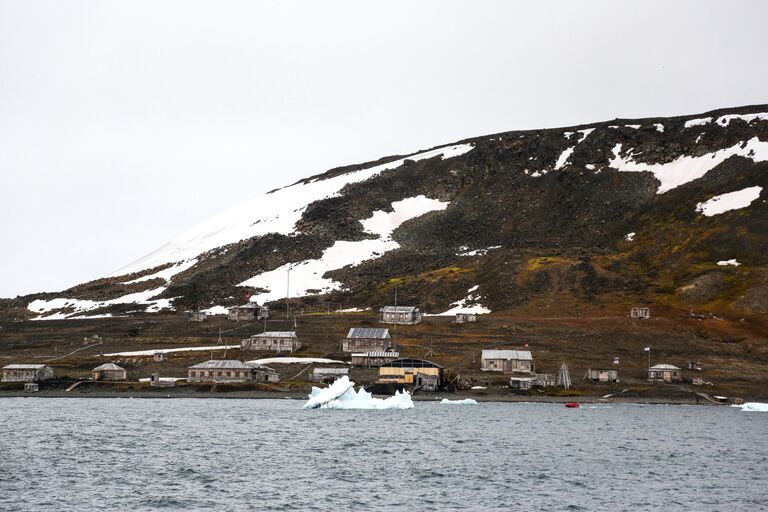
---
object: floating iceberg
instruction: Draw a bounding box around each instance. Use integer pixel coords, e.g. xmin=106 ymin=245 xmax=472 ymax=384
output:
xmin=303 ymin=376 xmax=413 ymax=410
xmin=440 ymin=398 xmax=478 ymax=405
xmin=732 ymin=402 xmax=768 ymax=412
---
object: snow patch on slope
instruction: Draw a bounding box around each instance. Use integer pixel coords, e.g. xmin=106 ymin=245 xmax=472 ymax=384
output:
xmin=428 ymin=285 xmax=491 ymax=316
xmin=695 ymin=186 xmax=762 ymax=216
xmin=123 ymin=259 xmax=198 ymax=284
xmin=609 ymin=138 xmax=768 ymax=193
xmin=28 ymin=286 xmax=173 ymax=320
xmin=239 ymin=195 xmax=449 ymax=303
xmin=112 ymin=144 xmax=474 ymax=277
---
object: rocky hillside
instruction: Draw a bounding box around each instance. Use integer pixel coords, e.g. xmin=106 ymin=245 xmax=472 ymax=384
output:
xmin=5 ymin=104 xmax=768 ymax=321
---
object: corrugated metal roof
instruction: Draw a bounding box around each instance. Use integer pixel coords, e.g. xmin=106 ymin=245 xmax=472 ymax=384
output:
xmin=92 ymin=363 xmax=125 ymax=371
xmin=3 ymin=364 xmax=48 ymax=370
xmin=352 ymin=352 xmax=400 ymax=358
xmin=346 ymin=327 xmax=391 ymax=339
xmin=253 ymin=331 xmax=297 ymax=338
xmin=482 ymin=349 xmax=533 ymax=361
xmin=381 ymin=358 xmax=443 ymax=369
xmin=188 ymin=360 xmax=250 ymax=369
xmin=312 ymin=367 xmax=349 ymax=375
xmin=650 ymin=364 xmax=681 ymax=370
xmin=232 ymin=303 xmax=263 ymax=310
xmin=380 ymin=306 xmax=418 ymax=313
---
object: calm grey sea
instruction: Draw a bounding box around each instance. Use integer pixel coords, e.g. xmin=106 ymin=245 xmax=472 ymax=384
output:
xmin=0 ymin=398 xmax=766 ymax=512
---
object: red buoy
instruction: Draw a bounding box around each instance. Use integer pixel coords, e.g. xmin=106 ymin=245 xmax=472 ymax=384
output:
xmin=564 ymin=402 xmax=580 ymax=408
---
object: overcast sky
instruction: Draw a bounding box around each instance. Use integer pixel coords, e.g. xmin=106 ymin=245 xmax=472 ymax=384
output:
xmin=1 ymin=0 xmax=767 ymax=298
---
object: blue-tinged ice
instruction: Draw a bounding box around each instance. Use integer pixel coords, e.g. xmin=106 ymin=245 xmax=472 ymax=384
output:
xmin=303 ymin=376 xmax=413 ymax=410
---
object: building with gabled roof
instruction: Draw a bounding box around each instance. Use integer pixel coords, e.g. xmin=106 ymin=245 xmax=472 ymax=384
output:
xmin=377 ymin=358 xmax=443 ymax=391
xmin=648 ymin=364 xmax=682 ymax=384
xmin=188 ymin=360 xmax=258 ymax=383
xmin=342 ymin=327 xmax=391 ymax=352
xmin=351 ymin=351 xmax=400 ymax=367
xmin=380 ymin=306 xmax=421 ymax=325
xmin=481 ymin=349 xmax=535 ymax=374
xmin=2 ymin=364 xmax=54 ymax=383
xmin=241 ymin=331 xmax=300 ymax=353
xmin=228 ymin=303 xmax=269 ymax=322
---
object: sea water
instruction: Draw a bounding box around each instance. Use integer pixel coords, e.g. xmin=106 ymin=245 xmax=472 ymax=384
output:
xmin=0 ymin=398 xmax=766 ymax=511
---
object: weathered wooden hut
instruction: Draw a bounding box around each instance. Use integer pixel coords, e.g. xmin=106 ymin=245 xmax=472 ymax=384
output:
xmin=509 ymin=376 xmax=535 ymax=390
xmin=187 ymin=360 xmax=256 ymax=383
xmin=648 ymin=364 xmax=682 ymax=383
xmin=454 ymin=313 xmax=477 ymax=323
xmin=342 ymin=327 xmax=391 ymax=352
xmin=245 ymin=363 xmax=281 ymax=383
xmin=241 ymin=331 xmax=301 ymax=353
xmin=351 ymin=351 xmax=400 ymax=367
xmin=91 ymin=363 xmax=127 ymax=381
xmin=379 ymin=306 xmax=421 ymax=325
xmin=310 ymin=367 xmax=350 ymax=383
xmin=186 ymin=311 xmax=208 ymax=322
xmin=153 ymin=352 xmax=166 ymax=362
xmin=630 ymin=307 xmax=650 ymax=319
xmin=2 ymin=364 xmax=54 ymax=383
xmin=481 ymin=349 xmax=535 ymax=374
xmin=228 ymin=303 xmax=269 ymax=322
xmin=377 ymin=358 xmax=443 ymax=391
xmin=584 ymin=368 xmax=619 ymax=383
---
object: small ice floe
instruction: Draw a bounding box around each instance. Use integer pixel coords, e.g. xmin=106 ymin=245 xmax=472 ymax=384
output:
xmin=470 ymin=386 xmax=486 ymax=390
xmin=303 ymin=376 xmax=413 ymax=410
xmin=732 ymin=402 xmax=768 ymax=412
xmin=717 ymin=259 xmax=741 ymax=267
xmin=440 ymin=398 xmax=478 ymax=405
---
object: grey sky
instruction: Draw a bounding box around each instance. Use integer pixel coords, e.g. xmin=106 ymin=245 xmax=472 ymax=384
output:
xmin=1 ymin=0 xmax=767 ymax=298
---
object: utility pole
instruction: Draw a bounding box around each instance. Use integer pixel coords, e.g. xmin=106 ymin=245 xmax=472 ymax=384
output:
xmin=392 ymin=285 xmax=398 ymax=352
xmin=286 ymin=266 xmax=291 ymax=320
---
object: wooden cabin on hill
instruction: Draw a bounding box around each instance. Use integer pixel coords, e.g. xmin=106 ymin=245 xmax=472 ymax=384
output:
xmin=342 ymin=327 xmax=391 ymax=352
xmin=377 ymin=358 xmax=443 ymax=391
xmin=241 ymin=332 xmax=301 ymax=353
xmin=187 ymin=360 xmax=279 ymax=383
xmin=584 ymin=368 xmax=619 ymax=383
xmin=351 ymin=351 xmax=400 ymax=367
xmin=630 ymin=307 xmax=650 ymax=319
xmin=379 ymin=306 xmax=421 ymax=325
xmin=481 ymin=349 xmax=535 ymax=374
xmin=648 ymin=364 xmax=682 ymax=384
xmin=228 ymin=303 xmax=269 ymax=322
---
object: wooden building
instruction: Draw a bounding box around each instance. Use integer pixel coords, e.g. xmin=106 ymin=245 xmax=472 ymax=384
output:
xmin=228 ymin=303 xmax=269 ymax=322
xmin=454 ymin=313 xmax=477 ymax=323
xmin=248 ymin=364 xmax=281 ymax=383
xmin=481 ymin=349 xmax=534 ymax=374
xmin=310 ymin=367 xmax=349 ymax=383
xmin=2 ymin=364 xmax=54 ymax=383
xmin=351 ymin=351 xmax=400 ymax=367
xmin=648 ymin=364 xmax=682 ymax=384
xmin=378 ymin=358 xmax=443 ymax=391
xmin=187 ymin=360 xmax=263 ymax=383
xmin=92 ymin=363 xmax=127 ymax=381
xmin=509 ymin=376 xmax=535 ymax=390
xmin=241 ymin=331 xmax=301 ymax=353
xmin=153 ymin=352 xmax=165 ymax=362
xmin=379 ymin=306 xmax=421 ymax=325
xmin=631 ymin=307 xmax=650 ymax=319
xmin=584 ymin=368 xmax=619 ymax=383
xmin=186 ymin=311 xmax=208 ymax=322
xmin=342 ymin=327 xmax=391 ymax=352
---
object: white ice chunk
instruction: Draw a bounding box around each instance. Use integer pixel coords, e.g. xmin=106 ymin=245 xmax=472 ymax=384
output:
xmin=717 ymin=259 xmax=741 ymax=267
xmin=732 ymin=402 xmax=768 ymax=412
xmin=440 ymin=398 xmax=478 ymax=405
xmin=303 ymin=376 xmax=414 ymax=410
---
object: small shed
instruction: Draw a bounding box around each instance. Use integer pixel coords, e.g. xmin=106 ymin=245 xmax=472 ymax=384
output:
xmin=2 ymin=364 xmax=54 ymax=383
xmin=454 ymin=313 xmax=477 ymax=323
xmin=186 ymin=311 xmax=208 ymax=322
xmin=481 ymin=349 xmax=535 ymax=374
xmin=342 ymin=327 xmax=391 ymax=352
xmin=310 ymin=367 xmax=350 ymax=383
xmin=584 ymin=369 xmax=619 ymax=383
xmin=228 ymin=303 xmax=269 ymax=322
xmin=378 ymin=358 xmax=443 ymax=389
xmin=187 ymin=360 xmax=256 ymax=383
xmin=92 ymin=363 xmax=127 ymax=381
xmin=153 ymin=352 xmax=166 ymax=362
xmin=534 ymin=373 xmax=556 ymax=387
xmin=509 ymin=376 xmax=535 ymax=390
xmin=241 ymin=331 xmax=301 ymax=353
xmin=648 ymin=364 xmax=682 ymax=383
xmin=351 ymin=351 xmax=400 ymax=367
xmin=245 ymin=363 xmax=281 ymax=383
xmin=380 ymin=306 xmax=421 ymax=325
xmin=24 ymin=383 xmax=39 ymax=392
xmin=631 ymin=307 xmax=650 ymax=319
